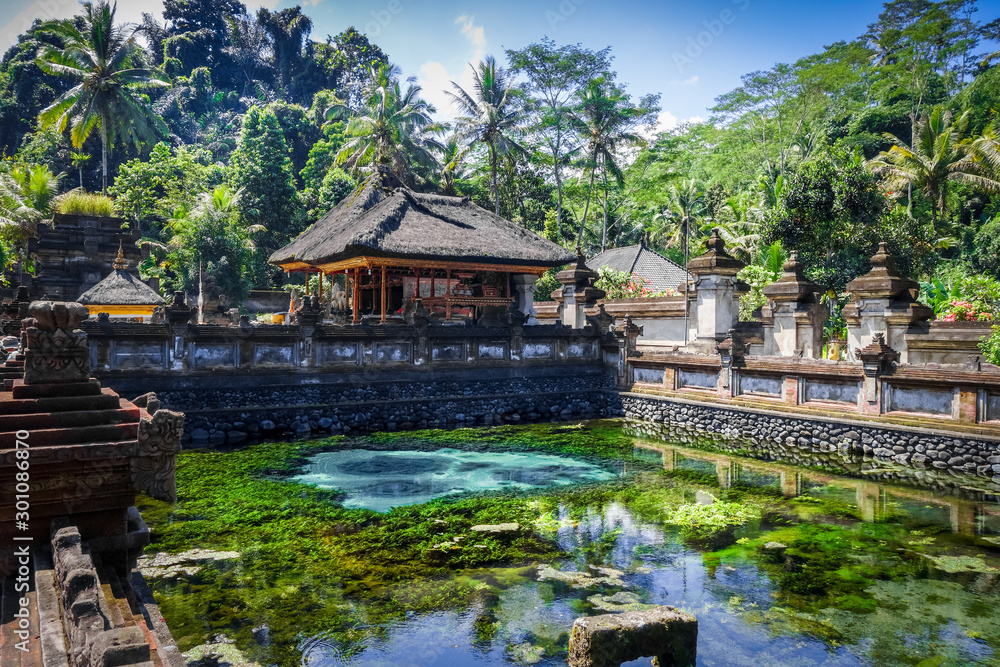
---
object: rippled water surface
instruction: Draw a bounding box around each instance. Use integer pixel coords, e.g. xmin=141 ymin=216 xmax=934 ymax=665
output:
xmin=138 ymin=421 xmax=1000 ymax=667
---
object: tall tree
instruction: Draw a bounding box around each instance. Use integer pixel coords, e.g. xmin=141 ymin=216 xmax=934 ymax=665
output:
xmin=568 ymin=76 xmax=659 ymax=249
xmin=506 ymin=39 xmax=612 ymax=235
xmin=868 ymin=106 xmax=1000 ymax=228
xmin=229 ymin=104 xmax=300 ymax=282
xmin=257 ymin=6 xmax=312 ymax=96
xmin=447 ymin=56 xmax=525 ymax=215
xmin=164 ymin=184 xmax=263 ymax=302
xmin=331 ymin=63 xmax=440 ymax=184
xmin=36 ymin=0 xmax=168 ymax=191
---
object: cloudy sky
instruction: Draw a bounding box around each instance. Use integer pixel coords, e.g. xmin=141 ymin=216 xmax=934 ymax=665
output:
xmin=2 ymin=0 xmax=998 ymax=128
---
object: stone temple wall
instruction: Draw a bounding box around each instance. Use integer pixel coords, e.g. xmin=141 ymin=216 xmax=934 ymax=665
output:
xmin=135 ymin=372 xmax=621 ymax=446
xmin=621 ymin=392 xmax=1000 ymax=482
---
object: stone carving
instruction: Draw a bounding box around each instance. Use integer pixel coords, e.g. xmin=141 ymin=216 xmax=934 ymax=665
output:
xmin=22 ymin=301 xmax=90 ymax=384
xmin=856 ymin=332 xmax=899 ymax=404
xmin=132 ymin=409 xmax=185 ymax=502
xmin=717 ymin=328 xmax=747 ymax=389
xmin=567 ymin=605 xmax=698 ymax=667
xmin=50 ymin=522 xmax=152 ymax=667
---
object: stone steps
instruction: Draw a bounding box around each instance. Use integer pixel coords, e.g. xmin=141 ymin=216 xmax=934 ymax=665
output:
xmin=10 ymin=379 xmax=104 ymax=399
xmin=0 ymin=391 xmax=124 ymax=415
xmin=0 ymin=422 xmax=139 ymax=448
xmin=0 ymin=405 xmax=140 ymax=431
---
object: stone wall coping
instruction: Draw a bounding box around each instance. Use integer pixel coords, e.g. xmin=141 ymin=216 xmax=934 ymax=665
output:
xmin=621 ymin=389 xmax=1000 ymax=444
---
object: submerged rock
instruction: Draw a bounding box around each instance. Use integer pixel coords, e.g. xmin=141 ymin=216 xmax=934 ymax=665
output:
xmin=536 ymin=564 xmax=630 ymax=589
xmin=184 ymin=636 xmax=260 ymax=667
xmin=509 ymin=641 xmax=545 ymax=664
xmin=139 ymin=548 xmax=241 ymax=579
xmin=470 ymin=522 xmax=520 ymax=534
xmin=587 ymin=591 xmax=657 ymax=613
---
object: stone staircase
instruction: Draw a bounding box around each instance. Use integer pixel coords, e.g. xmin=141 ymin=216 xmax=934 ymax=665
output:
xmin=0 ymin=301 xmax=185 ymax=667
xmin=0 ymin=521 xmax=184 ymax=667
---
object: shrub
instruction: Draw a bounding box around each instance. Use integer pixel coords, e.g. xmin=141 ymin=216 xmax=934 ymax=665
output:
xmin=942 ymin=300 xmax=994 ymax=322
xmin=981 ymin=327 xmax=1000 ymax=366
xmin=595 ymin=266 xmax=675 ymax=299
xmin=55 ymin=190 xmax=116 ymax=217
xmin=533 ymin=268 xmax=560 ymax=302
xmin=921 ymin=265 xmax=1000 ymax=321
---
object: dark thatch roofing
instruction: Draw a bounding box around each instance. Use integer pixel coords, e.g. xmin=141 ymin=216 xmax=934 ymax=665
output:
xmin=77 ymin=269 xmax=165 ymax=306
xmin=270 ymin=171 xmax=575 ymax=269
xmin=589 ymin=241 xmax=688 ymax=292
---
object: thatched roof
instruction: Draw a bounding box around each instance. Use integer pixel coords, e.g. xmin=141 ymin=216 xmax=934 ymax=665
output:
xmin=589 ymin=241 xmax=688 ymax=292
xmin=270 ymin=171 xmax=575 ymax=270
xmin=77 ymin=269 xmax=165 ymax=306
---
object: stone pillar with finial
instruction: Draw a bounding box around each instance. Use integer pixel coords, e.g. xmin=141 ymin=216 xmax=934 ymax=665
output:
xmin=842 ymin=242 xmax=931 ymax=363
xmin=555 ymin=248 xmax=606 ymax=329
xmin=760 ymin=250 xmax=827 ymax=358
xmin=685 ymin=229 xmax=746 ymax=353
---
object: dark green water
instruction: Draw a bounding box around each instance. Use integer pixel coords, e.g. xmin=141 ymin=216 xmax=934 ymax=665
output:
xmin=137 ymin=420 xmax=1000 ymax=667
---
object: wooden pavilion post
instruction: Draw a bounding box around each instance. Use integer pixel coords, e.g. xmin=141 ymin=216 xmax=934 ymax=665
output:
xmin=380 ymin=264 xmax=387 ymax=323
xmin=305 ymin=269 xmax=310 ymax=295
xmin=445 ymin=268 xmax=452 ymax=321
xmin=318 ymin=271 xmax=323 ymax=301
xmin=413 ymin=267 xmax=420 ymax=301
xmin=352 ymin=267 xmax=359 ymax=324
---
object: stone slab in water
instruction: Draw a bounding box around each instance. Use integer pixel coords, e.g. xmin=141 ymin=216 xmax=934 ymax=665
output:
xmin=568 ymin=606 xmax=697 ymax=667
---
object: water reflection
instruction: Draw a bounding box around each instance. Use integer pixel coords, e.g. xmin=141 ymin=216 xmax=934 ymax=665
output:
xmin=299 ymin=431 xmax=1000 ymax=666
xmin=634 ymin=436 xmax=999 ymax=537
xmin=151 ymin=422 xmax=1000 ymax=667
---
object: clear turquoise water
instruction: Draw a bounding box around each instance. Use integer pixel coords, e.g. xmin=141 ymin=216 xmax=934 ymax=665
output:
xmin=142 ymin=421 xmax=1000 ymax=667
xmin=292 ymin=447 xmax=617 ymax=512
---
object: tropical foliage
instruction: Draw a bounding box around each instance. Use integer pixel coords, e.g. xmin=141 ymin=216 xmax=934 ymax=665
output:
xmin=0 ymin=0 xmax=998 ymax=305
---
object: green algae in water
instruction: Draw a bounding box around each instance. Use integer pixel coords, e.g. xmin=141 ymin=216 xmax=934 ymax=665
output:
xmin=138 ymin=420 xmax=1000 ymax=667
xmin=292 ymin=447 xmax=617 ymax=512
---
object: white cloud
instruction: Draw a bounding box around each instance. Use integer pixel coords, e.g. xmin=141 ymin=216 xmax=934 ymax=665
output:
xmin=415 ymin=14 xmax=487 ymax=121
xmin=653 ymin=110 xmax=679 ymax=133
xmin=455 ymin=14 xmax=485 ymax=49
xmin=643 ymin=111 xmax=705 ymax=140
xmin=670 ymin=76 xmax=699 ymax=86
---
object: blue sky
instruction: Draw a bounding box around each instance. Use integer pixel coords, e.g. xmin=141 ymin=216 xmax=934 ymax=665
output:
xmin=2 ymin=0 xmax=998 ymax=127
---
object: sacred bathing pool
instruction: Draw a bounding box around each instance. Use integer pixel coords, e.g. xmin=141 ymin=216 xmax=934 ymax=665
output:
xmin=3 ymin=173 xmax=1000 ymax=667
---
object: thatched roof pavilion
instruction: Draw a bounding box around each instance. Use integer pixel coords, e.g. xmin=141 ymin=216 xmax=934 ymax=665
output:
xmin=271 ymin=171 xmax=574 ymax=322
xmin=77 ymin=244 xmax=165 ymax=319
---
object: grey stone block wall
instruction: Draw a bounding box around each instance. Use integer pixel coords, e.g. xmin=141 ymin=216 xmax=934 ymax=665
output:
xmin=621 ymin=393 xmax=1000 ymax=482
xmin=163 ymin=375 xmax=622 ymax=445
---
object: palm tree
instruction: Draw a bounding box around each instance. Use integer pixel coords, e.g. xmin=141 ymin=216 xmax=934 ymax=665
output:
xmin=712 ymin=191 xmax=764 ymax=262
xmin=568 ymin=77 xmax=653 ymax=250
xmin=438 ymin=132 xmax=470 ymax=196
xmin=70 ymin=150 xmax=91 ymax=189
xmin=165 ymin=185 xmax=265 ymax=300
xmin=447 ymin=56 xmax=525 ymax=215
xmin=36 ymin=1 xmax=169 ymax=191
xmin=867 ymin=106 xmax=1000 ymax=229
xmin=968 ymin=123 xmax=1000 ymax=183
xmin=0 ymin=165 xmax=60 ymax=284
xmin=0 ymin=165 xmax=60 ymax=242
xmin=331 ymin=63 xmax=441 ymax=184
